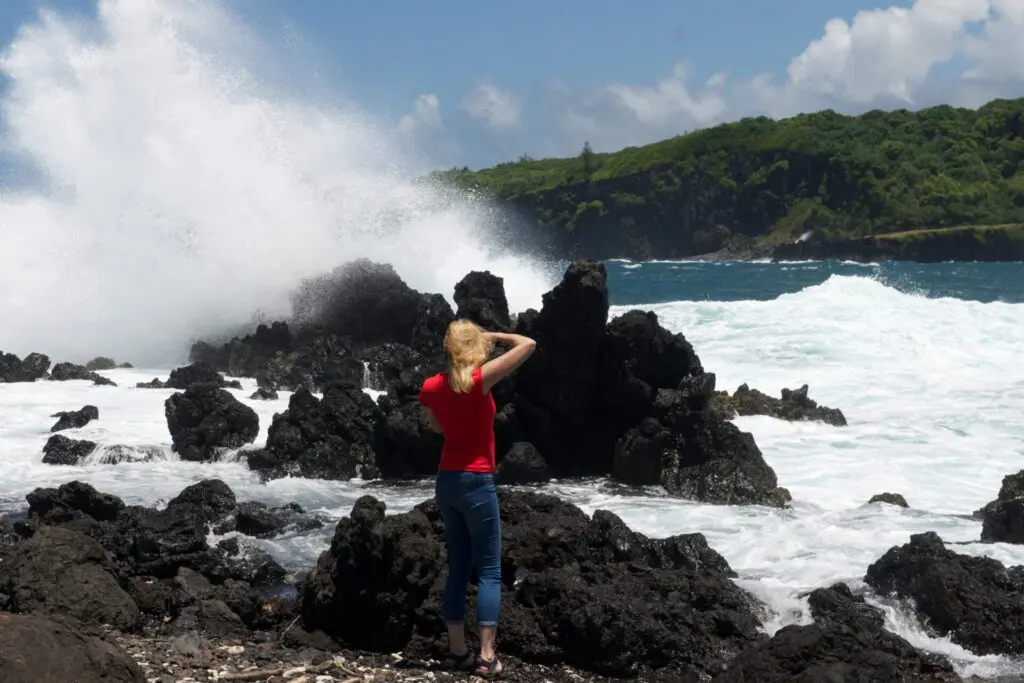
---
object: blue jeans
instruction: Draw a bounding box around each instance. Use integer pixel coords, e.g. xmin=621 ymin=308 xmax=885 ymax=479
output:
xmin=434 ymin=471 xmax=502 ymax=627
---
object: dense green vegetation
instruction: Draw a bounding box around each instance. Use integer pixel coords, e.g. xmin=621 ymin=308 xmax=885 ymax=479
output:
xmin=433 ymin=98 xmax=1024 ymax=259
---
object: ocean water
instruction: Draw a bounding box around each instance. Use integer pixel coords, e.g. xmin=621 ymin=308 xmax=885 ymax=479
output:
xmin=1 ymin=1 xmax=1023 ymax=679
xmin=3 ymin=260 xmax=1024 ymax=679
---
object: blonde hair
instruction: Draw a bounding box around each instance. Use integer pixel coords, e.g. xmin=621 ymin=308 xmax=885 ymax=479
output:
xmin=444 ymin=319 xmax=493 ymax=393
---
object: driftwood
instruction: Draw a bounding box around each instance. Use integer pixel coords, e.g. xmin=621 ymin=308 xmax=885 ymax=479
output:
xmin=217 ymin=658 xmax=356 ymax=680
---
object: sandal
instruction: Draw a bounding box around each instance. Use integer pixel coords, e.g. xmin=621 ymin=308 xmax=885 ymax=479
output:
xmin=474 ymin=655 xmax=505 ymax=679
xmin=442 ymin=649 xmax=476 ymax=671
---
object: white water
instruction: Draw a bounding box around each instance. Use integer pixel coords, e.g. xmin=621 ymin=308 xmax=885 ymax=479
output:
xmin=0 ymin=0 xmax=554 ymax=366
xmin=2 ymin=274 xmax=1024 ymax=678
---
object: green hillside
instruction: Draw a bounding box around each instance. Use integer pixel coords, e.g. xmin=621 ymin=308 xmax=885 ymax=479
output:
xmin=433 ymin=98 xmax=1024 ymax=259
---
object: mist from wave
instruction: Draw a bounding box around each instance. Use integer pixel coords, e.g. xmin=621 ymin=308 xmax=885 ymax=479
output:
xmin=0 ymin=0 xmax=555 ymax=367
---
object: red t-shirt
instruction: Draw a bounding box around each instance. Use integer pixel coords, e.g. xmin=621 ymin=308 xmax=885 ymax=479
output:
xmin=419 ymin=367 xmax=496 ymax=473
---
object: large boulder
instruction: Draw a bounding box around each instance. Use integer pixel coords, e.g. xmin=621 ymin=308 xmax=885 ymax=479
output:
xmin=599 ymin=309 xmax=704 ymax=431
xmin=712 ymin=583 xmax=959 ymax=682
xmin=248 ymin=383 xmax=380 ymax=480
xmin=613 ymin=375 xmax=792 ymax=506
xmin=0 ymin=351 xmax=50 ymax=382
xmin=50 ymin=404 xmax=100 ymax=432
xmin=165 ymin=383 xmax=259 ymax=462
xmin=290 ymin=258 xmax=453 ymax=353
xmin=494 ymin=441 xmax=549 ymax=485
xmin=22 ymin=480 xmax=290 ymax=587
xmin=865 ymin=531 xmax=1024 ymax=656
xmin=453 ymin=270 xmax=512 ymax=330
xmin=0 ymin=612 xmax=146 ymax=683
xmin=165 ymin=363 xmax=240 ymax=390
xmin=976 ymin=469 xmax=1024 ymax=544
xmin=11 ymin=480 xmax=299 ymax=640
xmin=301 ymin=489 xmax=763 ymax=679
xmin=0 ymin=525 xmax=141 ymax=631
xmin=49 ymin=361 xmax=117 ymax=386
xmin=514 ymin=260 xmax=609 ymax=432
xmin=26 ymin=480 xmax=126 ymax=522
xmin=41 ymin=434 xmax=98 ymax=465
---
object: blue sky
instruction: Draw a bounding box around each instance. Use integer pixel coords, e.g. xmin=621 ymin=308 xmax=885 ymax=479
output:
xmin=0 ymin=0 xmax=1021 ymax=171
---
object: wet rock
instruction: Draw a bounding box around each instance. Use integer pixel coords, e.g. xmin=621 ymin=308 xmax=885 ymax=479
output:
xmin=167 ymin=479 xmax=238 ymax=522
xmin=50 ymin=361 xmax=117 ymax=386
xmin=135 ymin=377 xmax=165 ymax=388
xmin=234 ymin=502 xmax=289 ymax=539
xmin=301 ymin=495 xmax=444 ymax=652
xmin=513 ymin=260 xmax=609 ymax=446
xmin=85 ymin=356 xmax=120 ymax=371
xmin=188 ymin=260 xmax=791 ymax=508
xmin=614 ymin=394 xmax=792 ymax=507
xmin=372 ymin=399 xmax=444 ymax=480
xmin=0 ymin=612 xmax=145 ymax=683
xmin=362 ymin=342 xmax=434 ymax=392
xmin=711 ymin=383 xmax=847 ymax=426
xmin=50 ymin=404 xmax=100 ymax=432
xmin=977 ymin=469 xmax=1024 ymax=544
xmin=868 ymin=492 xmax=909 ymax=507
xmin=290 ymin=258 xmax=453 ymax=354
xmin=599 ymin=308 xmax=703 ymax=431
xmin=250 ymin=386 xmax=279 ymax=400
xmin=26 ymin=480 xmax=126 ymax=523
xmin=865 ymin=530 xmax=1024 ymax=656
xmin=495 ymin=442 xmax=550 ymax=485
xmin=9 ymin=479 xmax=299 ymax=649
xmin=364 ymin=343 xmax=447 ymax=480
xmin=0 ymin=350 xmax=50 ymax=382
xmin=165 ymin=383 xmax=259 ymax=462
xmin=41 ymin=434 xmax=98 ymax=465
xmin=166 ymin=363 xmax=242 ymax=390
xmin=194 ymin=322 xmax=367 ymax=393
xmin=249 ymin=383 xmax=380 ymax=480
xmin=23 ymin=479 xmax=288 ymax=585
xmin=453 ymin=270 xmax=512 ymax=330
xmin=191 ymin=321 xmax=293 ymax=377
xmin=302 ymin=489 xmax=762 ymax=679
xmin=0 ymin=525 xmax=141 ymax=630
xmin=713 ymin=583 xmax=959 ymax=682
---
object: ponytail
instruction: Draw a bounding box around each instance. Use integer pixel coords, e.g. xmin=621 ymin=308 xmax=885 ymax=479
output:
xmin=449 ymin=364 xmax=475 ymax=393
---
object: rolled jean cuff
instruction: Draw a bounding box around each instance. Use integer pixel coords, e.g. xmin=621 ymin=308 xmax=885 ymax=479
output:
xmin=477 ymin=621 xmax=497 ymax=627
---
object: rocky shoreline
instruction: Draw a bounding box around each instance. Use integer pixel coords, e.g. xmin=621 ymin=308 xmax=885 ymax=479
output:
xmin=3 ymin=257 xmax=1024 ymax=681
xmin=3 ymin=473 xmax=1024 ymax=682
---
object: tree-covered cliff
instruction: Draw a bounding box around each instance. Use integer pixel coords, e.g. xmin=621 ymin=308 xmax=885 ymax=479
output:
xmin=434 ymin=98 xmax=1024 ymax=260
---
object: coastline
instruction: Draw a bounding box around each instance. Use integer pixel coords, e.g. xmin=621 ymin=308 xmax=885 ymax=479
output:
xmin=608 ymin=225 xmax=1024 ymax=264
xmin=2 ymin=258 xmax=1024 ymax=681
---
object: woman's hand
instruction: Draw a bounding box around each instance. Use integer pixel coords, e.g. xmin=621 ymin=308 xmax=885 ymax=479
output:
xmin=479 ymin=332 xmax=537 ymax=393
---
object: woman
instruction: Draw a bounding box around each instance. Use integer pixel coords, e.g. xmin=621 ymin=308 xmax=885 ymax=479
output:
xmin=418 ymin=319 xmax=537 ymax=678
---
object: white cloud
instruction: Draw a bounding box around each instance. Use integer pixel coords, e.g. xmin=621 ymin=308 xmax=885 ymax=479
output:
xmin=459 ymin=82 xmax=523 ymax=129
xmin=785 ymin=0 xmax=989 ymax=103
xmin=604 ymin=62 xmax=728 ymax=128
xmin=963 ymin=0 xmax=1024 ymax=83
xmin=397 ymin=93 xmax=442 ymax=134
xmin=526 ymin=0 xmax=1024 ymax=155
